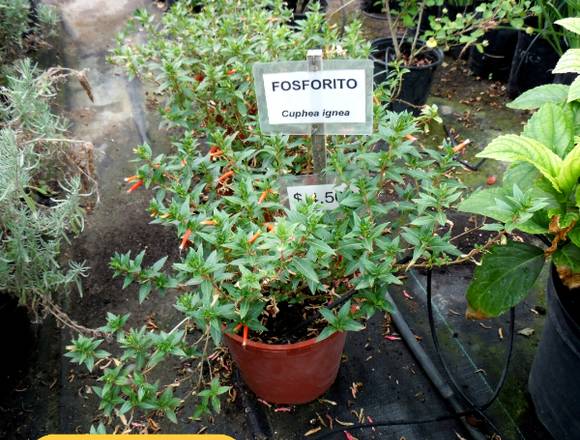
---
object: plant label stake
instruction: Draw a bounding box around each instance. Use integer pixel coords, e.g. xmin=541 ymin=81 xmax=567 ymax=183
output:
xmin=253 ymin=54 xmax=373 ymax=209
xmin=307 ymin=49 xmax=326 ymax=173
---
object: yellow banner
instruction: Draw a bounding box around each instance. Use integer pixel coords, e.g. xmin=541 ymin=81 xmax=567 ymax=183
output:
xmin=40 ymin=436 xmax=234 ymax=440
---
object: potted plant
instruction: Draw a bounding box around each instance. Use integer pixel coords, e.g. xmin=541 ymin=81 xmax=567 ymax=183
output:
xmin=66 ymin=0 xmax=468 ymax=431
xmin=67 ymin=107 xmax=466 ymax=429
xmin=367 ymin=0 xmax=530 ymax=113
xmin=458 ymin=18 xmax=580 ymax=439
xmin=507 ymin=0 xmax=580 ymax=97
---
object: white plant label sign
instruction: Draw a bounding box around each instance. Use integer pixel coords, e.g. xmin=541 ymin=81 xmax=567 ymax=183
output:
xmin=253 ymin=59 xmax=373 ymax=135
xmin=263 ymin=69 xmax=366 ymax=125
xmin=286 ymin=183 xmax=347 ymax=211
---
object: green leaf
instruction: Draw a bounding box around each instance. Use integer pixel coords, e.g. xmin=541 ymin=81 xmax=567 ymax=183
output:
xmin=138 ymin=283 xmax=152 ymax=303
xmin=319 ymin=307 xmax=336 ymax=325
xmin=556 ymin=142 xmax=580 ymax=194
xmin=556 ymin=18 xmax=580 ymax=35
xmin=342 ymin=320 xmax=365 ymax=332
xmin=567 ymin=76 xmax=580 ymax=103
xmin=466 ymin=241 xmax=545 ymax=317
xmin=477 ymin=135 xmax=563 ymax=191
xmin=507 ymin=84 xmax=569 ymax=110
xmin=503 ymin=162 xmax=540 ymax=187
xmin=316 ymin=326 xmax=337 ymax=342
xmin=567 ymin=225 xmax=580 ymax=248
xmin=522 ymin=103 xmax=573 ymax=158
xmin=553 ymin=49 xmax=580 ymax=74
xmin=165 ymin=409 xmax=178 ymax=424
xmin=458 ymin=188 xmax=549 ymax=234
xmin=553 ymin=242 xmax=580 ymax=275
xmin=292 ymin=258 xmax=319 ymax=284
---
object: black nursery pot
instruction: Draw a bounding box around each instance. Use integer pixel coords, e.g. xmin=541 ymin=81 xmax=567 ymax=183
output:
xmin=507 ymin=31 xmax=561 ymax=98
xmin=370 ymin=37 xmax=444 ymax=114
xmin=287 ymin=0 xmax=327 ymax=25
xmin=360 ymin=0 xmax=393 ymax=19
xmin=468 ymin=28 xmax=519 ymax=82
xmin=528 ymin=266 xmax=580 ymax=439
xmin=361 ymin=1 xmax=437 ymax=31
xmin=0 ymin=294 xmax=34 ymax=393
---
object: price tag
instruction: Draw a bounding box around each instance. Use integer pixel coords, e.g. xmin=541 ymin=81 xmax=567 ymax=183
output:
xmin=286 ymin=183 xmax=345 ymax=210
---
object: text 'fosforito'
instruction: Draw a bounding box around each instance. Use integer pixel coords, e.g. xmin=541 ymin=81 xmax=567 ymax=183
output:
xmin=262 ymin=69 xmax=366 ymax=125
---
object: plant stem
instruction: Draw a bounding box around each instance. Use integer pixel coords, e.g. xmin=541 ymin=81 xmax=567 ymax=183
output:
xmin=385 ymin=0 xmax=401 ymax=60
xmin=409 ymin=0 xmax=426 ymax=65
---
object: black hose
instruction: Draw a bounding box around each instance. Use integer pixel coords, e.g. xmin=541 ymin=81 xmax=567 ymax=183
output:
xmin=310 ymin=269 xmax=516 ymax=439
xmin=426 ymin=270 xmax=515 ymax=411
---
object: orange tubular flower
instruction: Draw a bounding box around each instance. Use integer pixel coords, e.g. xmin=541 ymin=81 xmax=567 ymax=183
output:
xmin=258 ymin=189 xmax=271 ymax=204
xmin=127 ymin=180 xmax=143 ymax=193
xmin=242 ymin=325 xmax=249 ymax=347
xmin=218 ymin=170 xmax=234 ymax=183
xmin=209 ymin=146 xmax=223 ymax=156
xmin=265 ymin=223 xmax=275 ymax=232
xmin=179 ymin=228 xmax=192 ymax=250
xmin=227 ymin=69 xmax=237 ymax=76
xmin=124 ymin=175 xmax=140 ymax=183
xmin=209 ymin=148 xmax=224 ymax=160
xmin=404 ymin=134 xmax=417 ymax=142
xmin=234 ymin=323 xmax=242 ymax=333
xmin=248 ymin=231 xmax=261 ymax=245
xmin=200 ymin=219 xmax=217 ymax=226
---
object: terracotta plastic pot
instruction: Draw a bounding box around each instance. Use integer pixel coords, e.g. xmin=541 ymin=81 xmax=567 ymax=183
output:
xmin=224 ymin=330 xmax=347 ymax=404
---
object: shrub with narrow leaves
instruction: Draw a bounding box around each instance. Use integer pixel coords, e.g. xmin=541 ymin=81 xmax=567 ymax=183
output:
xmin=67 ymin=0 xmax=467 ymax=431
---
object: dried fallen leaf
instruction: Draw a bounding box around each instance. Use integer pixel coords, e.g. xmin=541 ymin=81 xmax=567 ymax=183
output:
xmin=304 ymin=427 xmax=322 ymax=436
xmin=385 ymin=334 xmax=401 ymax=341
xmin=367 ymin=416 xmax=376 ymax=432
xmin=344 ymin=431 xmax=358 ymax=440
xmin=335 ymin=418 xmax=354 ymax=427
xmin=274 ymin=406 xmax=292 ymax=413
xmin=326 ymin=414 xmax=334 ymax=429
xmin=498 ymin=327 xmax=504 ymax=340
xmin=518 ymin=328 xmax=535 ymax=337
xmin=350 ymin=382 xmax=363 ymax=399
xmin=318 ymin=398 xmax=337 ymax=406
xmin=76 ymin=71 xmax=94 ymax=103
xmin=257 ymin=398 xmax=272 ymax=408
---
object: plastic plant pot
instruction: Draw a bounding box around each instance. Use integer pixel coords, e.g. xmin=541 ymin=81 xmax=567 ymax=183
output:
xmin=528 ymin=266 xmax=580 ymax=439
xmin=468 ymin=28 xmax=519 ymax=82
xmin=361 ymin=1 xmax=438 ymax=31
xmin=507 ymin=31 xmax=560 ymax=98
xmin=370 ymin=37 xmax=444 ymax=114
xmin=224 ymin=330 xmax=347 ymax=404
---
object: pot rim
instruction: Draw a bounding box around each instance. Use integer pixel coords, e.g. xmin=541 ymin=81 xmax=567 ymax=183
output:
xmin=369 ymin=37 xmax=444 ymax=71
xmin=550 ymin=264 xmax=580 ymax=332
xmin=224 ymin=328 xmax=344 ymax=352
xmin=361 ymin=9 xmax=389 ymax=21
